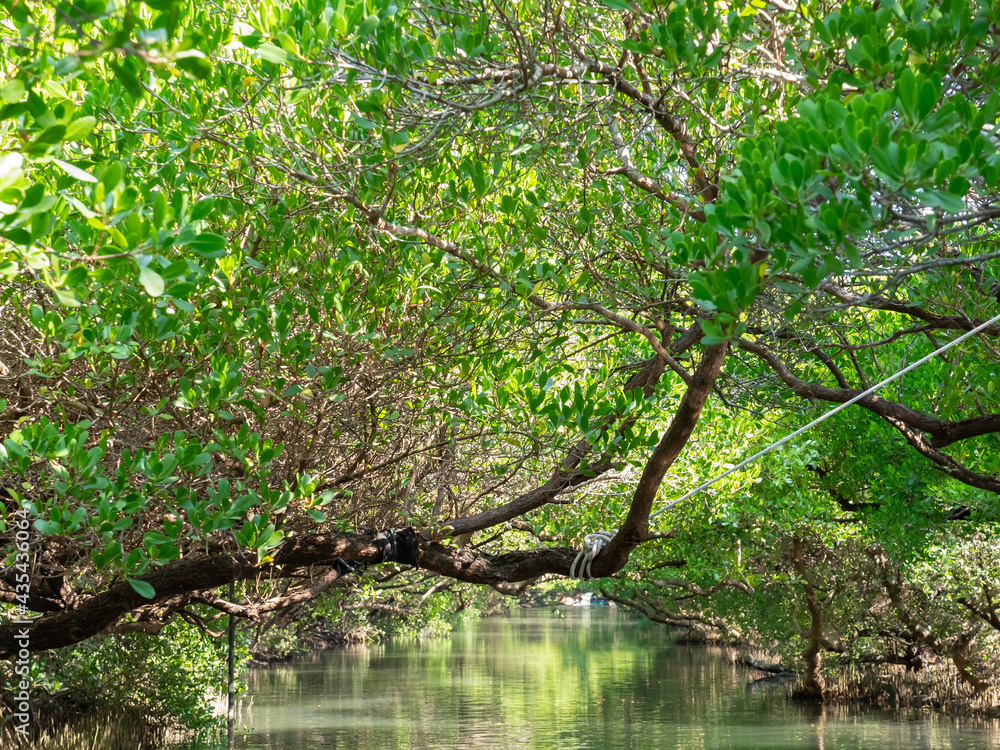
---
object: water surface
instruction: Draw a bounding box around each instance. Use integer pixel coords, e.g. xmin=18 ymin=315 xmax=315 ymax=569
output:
xmin=180 ymin=607 xmax=998 ymax=749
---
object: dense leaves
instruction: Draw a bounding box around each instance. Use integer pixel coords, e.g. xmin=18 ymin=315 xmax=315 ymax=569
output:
xmin=1 ymin=0 xmax=1000 ymax=707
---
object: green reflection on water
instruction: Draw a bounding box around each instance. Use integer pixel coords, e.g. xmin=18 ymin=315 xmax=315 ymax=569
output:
xmin=176 ymin=608 xmax=998 ymax=750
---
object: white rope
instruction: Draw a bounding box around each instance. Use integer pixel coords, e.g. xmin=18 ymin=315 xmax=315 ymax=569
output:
xmin=570 ymin=530 xmax=614 ymax=579
xmin=568 ymin=310 xmax=1000 ymax=578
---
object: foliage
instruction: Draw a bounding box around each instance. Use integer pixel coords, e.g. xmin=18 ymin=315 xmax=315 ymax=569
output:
xmin=1 ymin=0 xmax=1000 ymax=718
xmin=1 ymin=618 xmax=239 ymax=734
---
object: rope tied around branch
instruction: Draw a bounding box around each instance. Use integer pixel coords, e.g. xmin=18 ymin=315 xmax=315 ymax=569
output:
xmin=570 ymin=530 xmax=615 ymax=580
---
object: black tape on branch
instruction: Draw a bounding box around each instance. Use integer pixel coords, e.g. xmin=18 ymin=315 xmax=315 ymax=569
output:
xmin=333 ymin=557 xmax=362 ymax=577
xmin=395 ymin=527 xmax=420 ymax=568
xmin=373 ymin=527 xmax=421 ymax=568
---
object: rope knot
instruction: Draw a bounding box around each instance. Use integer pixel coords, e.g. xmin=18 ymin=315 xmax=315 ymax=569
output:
xmin=570 ymin=530 xmax=615 ymax=580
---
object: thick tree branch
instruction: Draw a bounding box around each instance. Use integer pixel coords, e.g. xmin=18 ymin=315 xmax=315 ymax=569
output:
xmin=599 ymin=342 xmax=728 ymax=568
xmin=739 ymin=338 xmax=1000 ymax=454
xmin=820 ymin=282 xmax=1000 ymax=337
xmin=882 ymin=416 xmax=1000 ymax=493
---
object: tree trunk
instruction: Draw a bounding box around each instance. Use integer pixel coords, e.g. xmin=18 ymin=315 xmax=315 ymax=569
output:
xmin=791 ymin=537 xmax=826 ymax=699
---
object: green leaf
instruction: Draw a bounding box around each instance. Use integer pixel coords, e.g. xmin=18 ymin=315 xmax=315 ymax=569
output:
xmin=917 ymin=80 xmax=938 ymax=121
xmin=595 ymin=0 xmax=633 ymax=9
xmin=127 ymin=578 xmax=156 ymax=599
xmin=948 ymin=176 xmax=970 ymax=196
xmin=260 ymin=530 xmax=284 ymax=549
xmin=138 ymin=266 xmax=165 ymax=297
xmin=113 ymin=517 xmax=133 ymax=532
xmin=188 ymin=232 xmax=227 ymax=257
xmin=102 ymin=161 xmax=124 ymax=192
xmin=228 ymin=494 xmax=256 ymax=517
xmin=153 ymin=191 xmax=168 ymax=228
xmin=0 ymin=79 xmax=26 ymax=104
xmin=175 ymin=55 xmax=214 ymax=80
xmin=895 ymin=68 xmax=917 ymax=121
xmin=53 ymin=288 xmax=82 ymax=307
xmin=388 ymin=130 xmax=410 ymax=153
xmin=35 ymin=125 xmax=67 ymax=146
xmin=190 ymin=196 xmax=216 ymax=222
xmin=111 ymin=63 xmax=145 ymax=98
xmin=357 ymin=14 xmax=379 ymax=37
xmin=276 ymin=31 xmax=300 ymax=57
xmin=63 ymin=265 xmax=89 ymax=287
xmin=918 ymin=190 xmax=965 ymax=213
xmin=92 ymin=541 xmax=122 ymax=569
xmin=257 ymin=43 xmax=288 ymax=65
xmin=34 ymin=519 xmax=61 ymax=534
xmin=143 ymin=531 xmax=174 ymax=546
xmin=64 ymin=116 xmax=97 ymax=140
xmin=52 ymin=158 xmax=97 ymax=183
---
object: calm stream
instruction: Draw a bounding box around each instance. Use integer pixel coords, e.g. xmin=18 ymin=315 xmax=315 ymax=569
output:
xmin=180 ymin=607 xmax=998 ymax=749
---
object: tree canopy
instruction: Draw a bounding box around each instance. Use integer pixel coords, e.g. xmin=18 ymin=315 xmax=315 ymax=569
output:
xmin=2 ymin=0 xmax=1000 ymax=691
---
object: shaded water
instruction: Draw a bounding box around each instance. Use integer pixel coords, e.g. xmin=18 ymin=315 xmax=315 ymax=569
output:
xmin=179 ymin=608 xmax=998 ymax=749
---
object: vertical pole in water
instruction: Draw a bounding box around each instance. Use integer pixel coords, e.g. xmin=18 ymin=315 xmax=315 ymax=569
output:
xmin=228 ymin=580 xmax=235 ymax=749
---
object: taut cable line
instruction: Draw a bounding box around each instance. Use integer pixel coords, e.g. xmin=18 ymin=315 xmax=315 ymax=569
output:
xmin=570 ymin=309 xmax=1000 ymax=579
